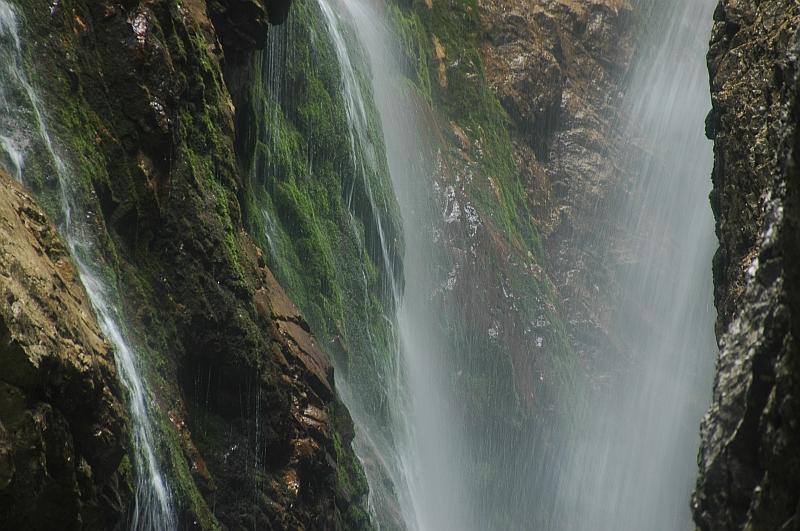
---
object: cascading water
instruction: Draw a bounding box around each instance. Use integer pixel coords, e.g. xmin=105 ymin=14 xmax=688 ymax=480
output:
xmin=321 ymin=1 xmax=472 ymax=529
xmin=1 ymin=0 xmax=723 ymax=528
xmin=253 ymin=1 xmax=468 ymax=526
xmin=314 ymin=0 xmax=399 ymax=288
xmin=546 ymin=1 xmax=718 ymax=529
xmin=319 ymin=0 xmax=470 ymax=530
xmin=0 ymin=3 xmax=175 ymax=529
xmin=0 ymin=0 xmax=56 ymax=183
xmin=309 ymin=0 xmax=719 ymax=529
xmin=249 ymin=0 xmax=469 ymax=526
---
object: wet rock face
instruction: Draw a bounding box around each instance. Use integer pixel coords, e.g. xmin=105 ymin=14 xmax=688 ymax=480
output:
xmin=693 ymin=1 xmax=800 ymax=530
xmin=14 ymin=0 xmax=368 ymax=528
xmin=481 ymin=9 xmax=564 ymax=156
xmin=0 ymin=170 xmax=129 ymax=529
xmin=209 ymin=0 xmax=293 ymax=58
xmin=477 ymin=0 xmax=634 ymax=383
xmin=480 ymin=1 xmax=632 ymax=155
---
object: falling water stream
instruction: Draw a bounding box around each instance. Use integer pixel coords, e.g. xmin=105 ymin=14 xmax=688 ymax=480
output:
xmin=318 ymin=1 xmax=472 ymax=529
xmin=314 ymin=0 xmax=719 ymax=529
xmin=261 ymin=2 xmax=472 ymax=527
xmin=546 ymin=1 xmax=718 ymax=529
xmin=0 ymin=2 xmax=175 ymax=529
xmin=3 ymin=0 xmax=719 ymax=528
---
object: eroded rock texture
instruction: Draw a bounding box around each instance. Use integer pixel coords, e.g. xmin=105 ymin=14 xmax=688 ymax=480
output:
xmin=693 ymin=2 xmax=800 ymax=530
xmin=0 ymin=170 xmax=130 ymax=529
xmin=10 ymin=0 xmax=368 ymax=528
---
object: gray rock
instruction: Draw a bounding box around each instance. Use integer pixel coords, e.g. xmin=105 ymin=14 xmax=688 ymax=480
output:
xmin=693 ymin=2 xmax=800 ymax=530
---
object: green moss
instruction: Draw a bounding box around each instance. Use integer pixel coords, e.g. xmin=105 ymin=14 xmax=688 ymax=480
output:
xmin=242 ymin=0 xmax=401 ymax=430
xmin=383 ymin=3 xmax=586 ymax=525
xmin=413 ymin=0 xmax=541 ymax=255
xmin=329 ymin=400 xmax=371 ymax=529
xmin=387 ymin=5 xmax=434 ymax=104
xmin=9 ymin=1 xmax=251 ymax=527
xmin=389 ymin=0 xmax=580 ymax=397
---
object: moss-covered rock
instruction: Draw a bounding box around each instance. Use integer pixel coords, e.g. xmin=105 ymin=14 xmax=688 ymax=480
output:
xmin=241 ymin=0 xmax=402 ymax=434
xmin=7 ymin=0 xmax=372 ymax=527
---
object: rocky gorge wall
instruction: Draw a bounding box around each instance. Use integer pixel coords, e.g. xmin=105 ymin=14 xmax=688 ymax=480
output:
xmin=477 ymin=0 xmax=635 ymax=375
xmin=0 ymin=0 xmax=644 ymax=527
xmin=694 ymin=1 xmax=800 ymax=530
xmin=1 ymin=0 xmax=370 ymax=528
xmin=2 ymin=0 xmax=798 ymax=528
xmin=372 ymin=0 xmax=638 ymax=527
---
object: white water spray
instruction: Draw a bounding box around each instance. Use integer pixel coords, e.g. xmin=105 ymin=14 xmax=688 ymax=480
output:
xmin=546 ymin=1 xmax=718 ymax=529
xmin=316 ymin=1 xmax=473 ymax=529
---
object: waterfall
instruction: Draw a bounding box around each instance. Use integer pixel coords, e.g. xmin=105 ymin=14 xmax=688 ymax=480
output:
xmin=249 ymin=0 xmax=468 ymax=526
xmin=2 ymin=0 xmax=720 ymax=528
xmin=546 ymin=1 xmax=719 ymax=529
xmin=0 ymin=3 xmax=175 ymax=529
xmin=308 ymin=0 xmax=719 ymax=528
xmin=314 ymin=0 xmax=399 ymax=294
xmin=0 ymin=0 xmax=53 ymax=183
xmin=319 ymin=1 xmax=472 ymax=529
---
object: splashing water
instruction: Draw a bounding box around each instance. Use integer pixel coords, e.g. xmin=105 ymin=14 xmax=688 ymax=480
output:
xmin=0 ymin=3 xmax=175 ymax=528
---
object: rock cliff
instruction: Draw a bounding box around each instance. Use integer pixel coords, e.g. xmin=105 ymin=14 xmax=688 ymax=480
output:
xmin=4 ymin=0 xmax=369 ymax=528
xmin=693 ymin=1 xmax=800 ymax=529
xmin=476 ymin=0 xmax=635 ymax=393
xmin=0 ymin=170 xmax=130 ymax=529
xmin=7 ymin=0 xmax=799 ymax=528
xmin=380 ymin=0 xmax=636 ymax=526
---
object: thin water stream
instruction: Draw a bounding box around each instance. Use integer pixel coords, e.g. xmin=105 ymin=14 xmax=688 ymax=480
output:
xmin=0 ymin=3 xmax=175 ymax=529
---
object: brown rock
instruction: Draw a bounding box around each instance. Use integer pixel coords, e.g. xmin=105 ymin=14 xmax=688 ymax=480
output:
xmin=0 ymin=170 xmax=129 ymax=529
